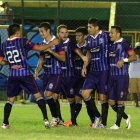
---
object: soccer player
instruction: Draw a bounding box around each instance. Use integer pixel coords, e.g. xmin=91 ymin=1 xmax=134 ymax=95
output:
xmin=72 ymin=26 xmax=88 ymax=125
xmin=109 ymin=26 xmax=137 ymax=129
xmin=82 ymin=18 xmax=110 ymax=128
xmin=35 ymin=22 xmax=66 ymax=127
xmin=0 ymin=24 xmax=59 ymax=129
xmin=56 ymin=24 xmax=88 ymax=126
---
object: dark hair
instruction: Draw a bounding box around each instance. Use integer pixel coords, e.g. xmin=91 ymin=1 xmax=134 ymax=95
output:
xmin=57 ymin=24 xmax=67 ymax=33
xmin=75 ymin=26 xmax=88 ymax=36
xmin=111 ymin=25 xmax=122 ymax=36
xmin=39 ymin=22 xmax=51 ymax=32
xmin=1 ymin=2 xmax=8 ymax=8
xmin=88 ymin=18 xmax=100 ymax=29
xmin=8 ymin=24 xmax=20 ymax=37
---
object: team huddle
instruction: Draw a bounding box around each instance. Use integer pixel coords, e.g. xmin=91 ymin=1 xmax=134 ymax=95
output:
xmin=0 ymin=18 xmax=137 ymax=130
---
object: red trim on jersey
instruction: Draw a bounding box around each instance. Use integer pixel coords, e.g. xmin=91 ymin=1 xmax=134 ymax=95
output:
xmin=0 ymin=57 xmax=4 ymax=60
xmin=74 ymin=48 xmax=78 ymax=52
xmin=58 ymin=51 xmax=65 ymax=54
xmin=39 ymin=55 xmax=45 ymax=58
xmin=128 ymin=49 xmax=134 ymax=54
xmin=32 ymin=44 xmax=37 ymax=50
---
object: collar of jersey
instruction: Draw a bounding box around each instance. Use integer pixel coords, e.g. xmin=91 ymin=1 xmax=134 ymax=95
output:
xmin=77 ymin=41 xmax=87 ymax=48
xmin=7 ymin=37 xmax=20 ymax=41
xmin=63 ymin=38 xmax=70 ymax=44
xmin=43 ymin=35 xmax=56 ymax=44
xmin=113 ymin=38 xmax=124 ymax=44
xmin=90 ymin=30 xmax=103 ymax=39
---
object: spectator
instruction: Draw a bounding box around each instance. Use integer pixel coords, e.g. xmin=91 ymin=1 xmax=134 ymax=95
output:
xmin=129 ymin=42 xmax=140 ymax=107
xmin=0 ymin=2 xmax=14 ymax=25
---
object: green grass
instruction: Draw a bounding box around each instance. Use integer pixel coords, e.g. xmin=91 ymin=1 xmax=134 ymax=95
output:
xmin=0 ymin=101 xmax=140 ymax=140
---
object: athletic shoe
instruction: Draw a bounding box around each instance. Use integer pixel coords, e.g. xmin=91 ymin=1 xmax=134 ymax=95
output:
xmin=110 ymin=124 xmax=120 ymax=130
xmin=44 ymin=119 xmax=50 ymax=129
xmin=88 ymin=122 xmax=93 ymax=128
xmin=125 ymin=115 xmax=131 ymax=129
xmin=50 ymin=117 xmax=58 ymax=127
xmin=65 ymin=120 xmax=72 ymax=127
xmin=58 ymin=120 xmax=67 ymax=127
xmin=1 ymin=123 xmax=12 ymax=129
xmin=97 ymin=124 xmax=106 ymax=128
xmin=92 ymin=117 xmax=100 ymax=128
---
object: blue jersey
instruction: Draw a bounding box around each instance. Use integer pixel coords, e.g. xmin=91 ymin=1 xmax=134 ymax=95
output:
xmin=73 ymin=42 xmax=87 ymax=78
xmin=0 ymin=37 xmax=37 ymax=76
xmin=86 ymin=30 xmax=110 ymax=72
xmin=39 ymin=36 xmax=65 ymax=75
xmin=60 ymin=38 xmax=77 ymax=77
xmin=109 ymin=38 xmax=134 ymax=76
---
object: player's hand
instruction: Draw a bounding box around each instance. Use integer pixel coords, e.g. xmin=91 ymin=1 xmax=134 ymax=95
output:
xmin=82 ymin=67 xmax=87 ymax=77
xmin=52 ymin=38 xmax=59 ymax=45
xmin=46 ymin=48 xmax=53 ymax=53
xmin=117 ymin=59 xmax=124 ymax=69
xmin=35 ymin=71 xmax=40 ymax=80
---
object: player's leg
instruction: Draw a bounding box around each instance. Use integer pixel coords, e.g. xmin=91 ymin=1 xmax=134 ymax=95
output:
xmin=2 ymin=76 xmax=21 ymax=129
xmin=97 ymin=71 xmax=109 ymax=128
xmin=22 ymin=75 xmax=49 ymax=128
xmin=75 ymin=95 xmax=82 ymax=121
xmin=2 ymin=97 xmax=15 ymax=129
xmin=53 ymin=93 xmax=64 ymax=124
xmin=82 ymin=73 xmax=101 ymax=127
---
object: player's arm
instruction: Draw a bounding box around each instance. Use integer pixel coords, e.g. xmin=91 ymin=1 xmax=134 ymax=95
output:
xmin=75 ymin=48 xmax=88 ymax=63
xmin=34 ymin=39 xmax=59 ymax=52
xmin=82 ymin=50 xmax=90 ymax=77
xmin=35 ymin=57 xmax=44 ymax=80
xmin=117 ymin=50 xmax=137 ymax=69
xmin=46 ymin=48 xmax=66 ymax=62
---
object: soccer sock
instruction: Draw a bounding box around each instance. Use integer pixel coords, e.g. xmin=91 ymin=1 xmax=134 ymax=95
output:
xmin=116 ymin=104 xmax=125 ymax=127
xmin=46 ymin=96 xmax=57 ymax=118
xmin=3 ymin=101 xmax=13 ymax=125
xmin=111 ymin=103 xmax=128 ymax=119
xmin=101 ymin=100 xmax=109 ymax=126
xmin=84 ymin=96 xmax=100 ymax=122
xmin=75 ymin=100 xmax=82 ymax=119
xmin=54 ymin=98 xmax=62 ymax=120
xmin=36 ymin=97 xmax=48 ymax=120
xmin=69 ymin=100 xmax=76 ymax=124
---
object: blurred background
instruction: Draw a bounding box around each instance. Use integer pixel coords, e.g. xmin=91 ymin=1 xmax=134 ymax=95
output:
xmin=0 ymin=0 xmax=140 ymax=102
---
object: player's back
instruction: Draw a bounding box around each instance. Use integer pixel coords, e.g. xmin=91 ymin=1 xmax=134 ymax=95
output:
xmin=0 ymin=37 xmax=37 ymax=76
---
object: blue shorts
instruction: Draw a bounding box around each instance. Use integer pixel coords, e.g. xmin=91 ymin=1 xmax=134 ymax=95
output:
xmin=108 ymin=75 xmax=129 ymax=101
xmin=82 ymin=71 xmax=109 ymax=94
xmin=43 ymin=74 xmax=60 ymax=93
xmin=7 ymin=75 xmax=39 ymax=97
xmin=56 ymin=76 xmax=75 ymax=98
xmin=73 ymin=77 xmax=85 ymax=97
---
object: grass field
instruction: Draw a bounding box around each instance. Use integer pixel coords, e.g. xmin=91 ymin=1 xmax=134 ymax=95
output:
xmin=0 ymin=101 xmax=140 ymax=140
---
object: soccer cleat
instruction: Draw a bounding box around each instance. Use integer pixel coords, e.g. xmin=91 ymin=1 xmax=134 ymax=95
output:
xmin=58 ymin=120 xmax=67 ymax=127
xmin=50 ymin=117 xmax=58 ymax=127
xmin=92 ymin=117 xmax=100 ymax=128
xmin=97 ymin=124 xmax=106 ymax=128
xmin=88 ymin=122 xmax=93 ymax=128
xmin=125 ymin=115 xmax=131 ymax=129
xmin=1 ymin=123 xmax=12 ymax=129
xmin=65 ymin=120 xmax=72 ymax=127
xmin=44 ymin=119 xmax=50 ymax=129
xmin=110 ymin=124 xmax=120 ymax=130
